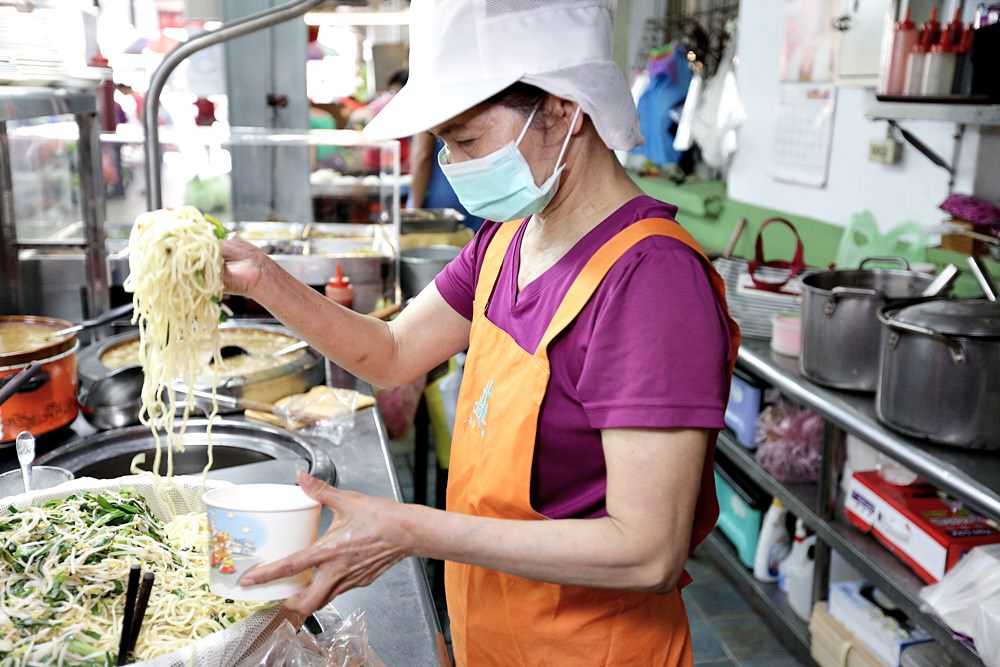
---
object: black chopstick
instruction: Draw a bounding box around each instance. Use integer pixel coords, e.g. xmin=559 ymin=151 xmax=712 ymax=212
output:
xmin=127 ymin=572 xmax=155 ymax=655
xmin=117 ymin=565 xmax=141 ymax=666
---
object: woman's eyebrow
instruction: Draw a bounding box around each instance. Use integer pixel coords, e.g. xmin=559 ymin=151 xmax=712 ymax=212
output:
xmin=432 ymin=121 xmax=464 ymax=139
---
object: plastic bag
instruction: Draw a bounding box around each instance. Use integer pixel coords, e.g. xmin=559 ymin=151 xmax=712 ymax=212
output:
xmin=236 ymin=609 xmax=384 ymax=667
xmin=976 ymin=597 xmax=1000 ymax=667
xmin=834 ymin=211 xmax=927 ymax=269
xmin=754 ymin=400 xmax=824 ymax=482
xmin=919 ymin=544 xmax=1000 ymax=639
xmin=424 ymin=353 xmax=465 ymax=469
xmin=278 ymin=386 xmax=360 ymax=446
xmin=376 ymin=375 xmax=427 ymax=439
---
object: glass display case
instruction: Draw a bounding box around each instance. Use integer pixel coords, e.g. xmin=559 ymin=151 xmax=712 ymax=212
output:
xmin=10 ymin=122 xmax=403 ymax=319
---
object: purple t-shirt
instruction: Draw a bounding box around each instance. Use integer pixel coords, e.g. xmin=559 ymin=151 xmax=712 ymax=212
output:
xmin=436 ymin=196 xmax=731 ymax=519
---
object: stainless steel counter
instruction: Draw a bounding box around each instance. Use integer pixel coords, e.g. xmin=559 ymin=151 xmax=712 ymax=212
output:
xmin=0 ymin=403 xmax=448 ymax=666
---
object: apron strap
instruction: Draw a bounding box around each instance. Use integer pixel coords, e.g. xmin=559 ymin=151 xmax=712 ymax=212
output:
xmin=473 ymin=220 xmax=524 ymax=312
xmin=533 ymin=218 xmax=713 ymax=359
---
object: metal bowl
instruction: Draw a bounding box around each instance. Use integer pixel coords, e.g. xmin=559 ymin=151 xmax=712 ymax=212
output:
xmin=78 ymin=365 xmax=143 ymax=430
xmin=37 ymin=419 xmax=336 ymax=484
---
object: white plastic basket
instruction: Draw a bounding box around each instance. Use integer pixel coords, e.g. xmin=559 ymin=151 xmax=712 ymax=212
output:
xmin=1 ymin=475 xmax=296 ymax=667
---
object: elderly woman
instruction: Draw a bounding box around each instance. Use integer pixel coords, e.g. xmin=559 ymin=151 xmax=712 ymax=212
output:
xmin=227 ymin=1 xmax=739 ymax=665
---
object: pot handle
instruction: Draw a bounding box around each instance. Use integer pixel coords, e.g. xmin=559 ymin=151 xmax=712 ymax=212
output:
xmin=824 ymin=285 xmax=883 ymax=317
xmin=859 ymin=256 xmax=911 ymax=271
xmin=0 ymin=365 xmax=50 ymax=402
xmin=887 ymin=319 xmax=966 ymax=364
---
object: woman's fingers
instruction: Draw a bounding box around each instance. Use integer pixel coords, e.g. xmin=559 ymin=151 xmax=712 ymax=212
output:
xmin=241 ymin=542 xmax=330 ymax=585
xmin=297 ymin=470 xmax=346 ymax=508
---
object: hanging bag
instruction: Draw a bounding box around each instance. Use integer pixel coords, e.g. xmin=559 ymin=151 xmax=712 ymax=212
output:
xmin=714 ymin=218 xmax=809 ymax=339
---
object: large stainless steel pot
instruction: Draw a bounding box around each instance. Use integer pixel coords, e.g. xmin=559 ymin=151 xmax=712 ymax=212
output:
xmin=876 ymin=299 xmax=1000 ymax=449
xmin=400 ymin=245 xmax=462 ymax=299
xmin=78 ymin=322 xmax=325 ymax=407
xmin=800 ymin=258 xmax=936 ymax=391
xmin=37 ymin=419 xmax=336 ymax=483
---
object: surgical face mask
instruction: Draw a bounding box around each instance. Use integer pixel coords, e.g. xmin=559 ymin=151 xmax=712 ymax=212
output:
xmin=438 ymin=103 xmax=582 ymax=222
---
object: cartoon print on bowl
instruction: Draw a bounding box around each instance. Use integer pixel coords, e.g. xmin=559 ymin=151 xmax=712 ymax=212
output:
xmin=206 ymin=509 xmax=267 ymax=594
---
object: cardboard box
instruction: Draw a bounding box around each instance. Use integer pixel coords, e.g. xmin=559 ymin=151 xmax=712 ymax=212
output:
xmin=844 ymin=471 xmax=1000 ymax=584
xmin=810 ymin=601 xmax=886 ymax=667
xmin=828 ymin=581 xmax=932 ymax=666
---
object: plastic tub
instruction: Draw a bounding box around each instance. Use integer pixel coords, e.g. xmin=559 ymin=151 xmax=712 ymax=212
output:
xmin=771 ymin=312 xmax=802 ymax=357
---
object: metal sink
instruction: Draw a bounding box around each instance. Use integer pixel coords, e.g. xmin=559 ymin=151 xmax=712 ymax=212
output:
xmin=36 ymin=419 xmax=335 ymax=484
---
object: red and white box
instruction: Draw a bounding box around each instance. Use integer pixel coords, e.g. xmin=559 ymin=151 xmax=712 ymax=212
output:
xmin=844 ymin=470 xmax=1000 ymax=584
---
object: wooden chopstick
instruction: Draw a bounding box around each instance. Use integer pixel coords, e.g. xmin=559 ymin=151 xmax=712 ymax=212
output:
xmin=116 ymin=565 xmax=141 ymax=666
xmin=127 ymin=572 xmax=155 ymax=656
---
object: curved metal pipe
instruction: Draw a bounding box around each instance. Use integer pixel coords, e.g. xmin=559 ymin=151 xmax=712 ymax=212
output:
xmin=143 ymin=0 xmax=324 ymax=210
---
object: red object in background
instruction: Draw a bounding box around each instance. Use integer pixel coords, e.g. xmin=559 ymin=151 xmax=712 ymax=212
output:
xmin=845 ymin=471 xmax=1000 ymax=584
xmin=325 ymin=264 xmax=355 ymax=309
xmin=194 ymin=97 xmax=216 ymax=126
xmin=920 ymin=6 xmax=942 ymax=46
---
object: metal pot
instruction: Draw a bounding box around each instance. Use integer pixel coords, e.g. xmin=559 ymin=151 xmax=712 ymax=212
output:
xmin=877 ymin=299 xmax=1000 ymax=449
xmin=37 ymin=418 xmax=336 ymax=483
xmin=78 ymin=366 xmax=144 ymax=430
xmin=800 ymin=258 xmax=936 ymax=391
xmin=78 ymin=322 xmax=325 ymax=406
xmin=0 ymin=316 xmax=79 ymax=441
xmin=400 ymin=245 xmax=462 ymax=299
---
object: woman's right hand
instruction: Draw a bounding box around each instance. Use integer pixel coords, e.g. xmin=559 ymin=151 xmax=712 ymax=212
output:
xmin=222 ymin=238 xmax=271 ymax=297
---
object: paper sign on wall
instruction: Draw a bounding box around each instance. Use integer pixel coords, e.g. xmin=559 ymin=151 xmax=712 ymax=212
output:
xmin=771 ymin=83 xmax=837 ymax=188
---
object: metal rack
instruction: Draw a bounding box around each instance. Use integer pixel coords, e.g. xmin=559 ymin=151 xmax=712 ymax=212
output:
xmin=0 ymin=87 xmax=109 ymax=317
xmin=705 ymin=338 xmax=1000 ymax=667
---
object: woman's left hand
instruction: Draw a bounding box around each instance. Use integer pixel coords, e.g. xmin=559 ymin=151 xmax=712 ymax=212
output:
xmin=241 ymin=470 xmax=410 ymax=615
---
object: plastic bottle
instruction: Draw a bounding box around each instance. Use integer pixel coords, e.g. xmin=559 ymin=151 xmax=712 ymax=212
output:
xmin=951 ymin=26 xmax=974 ymax=95
xmin=904 ymin=8 xmax=942 ymax=95
xmin=753 ymin=498 xmax=790 ymax=582
xmin=922 ymin=31 xmax=957 ymax=95
xmin=324 ymin=264 xmax=354 ymax=309
xmin=882 ymin=8 xmax=919 ymax=94
xmin=779 ymin=519 xmax=816 ymax=621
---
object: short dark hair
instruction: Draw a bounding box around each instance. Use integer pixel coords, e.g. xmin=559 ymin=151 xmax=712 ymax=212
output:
xmin=486 ymin=82 xmax=547 ymax=116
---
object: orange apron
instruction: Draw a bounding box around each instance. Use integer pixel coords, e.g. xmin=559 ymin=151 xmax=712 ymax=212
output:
xmin=446 ymin=217 xmax=741 ymax=667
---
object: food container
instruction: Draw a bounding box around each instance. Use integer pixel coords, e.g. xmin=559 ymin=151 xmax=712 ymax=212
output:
xmin=0 ymin=316 xmax=79 ymax=442
xmin=203 ymin=483 xmax=321 ymax=601
xmin=770 ymin=313 xmax=802 ymax=357
xmin=0 ymin=466 xmax=74 ymax=498
xmin=876 ymin=299 xmax=1000 ymax=449
xmin=800 ymin=258 xmax=935 ymax=392
xmin=400 ymin=245 xmax=462 ymax=299
xmin=77 ymin=322 xmax=325 ymax=408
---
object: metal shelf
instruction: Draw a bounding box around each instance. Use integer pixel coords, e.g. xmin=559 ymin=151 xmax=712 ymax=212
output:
xmin=737 ymin=339 xmax=1000 ymax=521
xmin=866 ymin=101 xmax=1000 ymax=125
xmin=701 ymin=530 xmax=815 ymax=665
xmin=715 ymin=412 xmax=984 ymax=665
xmin=717 ymin=431 xmax=818 ymax=519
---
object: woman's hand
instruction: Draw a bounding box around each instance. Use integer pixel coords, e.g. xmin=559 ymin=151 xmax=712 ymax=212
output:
xmin=240 ymin=470 xmax=411 ymax=615
xmin=221 ymin=238 xmax=272 ymax=297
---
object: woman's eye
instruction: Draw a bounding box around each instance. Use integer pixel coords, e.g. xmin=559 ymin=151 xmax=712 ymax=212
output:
xmin=456 ymin=139 xmax=476 ymax=148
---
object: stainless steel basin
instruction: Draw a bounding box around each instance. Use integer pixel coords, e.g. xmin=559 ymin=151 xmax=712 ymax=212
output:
xmin=36 ymin=419 xmax=335 ymax=484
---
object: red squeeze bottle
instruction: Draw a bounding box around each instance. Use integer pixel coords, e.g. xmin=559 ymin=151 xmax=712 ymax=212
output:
xmin=922 ymin=6 xmax=942 ymax=46
xmin=885 ymin=8 xmax=919 ymax=94
xmin=944 ymin=7 xmax=964 ymax=46
xmin=325 ymin=264 xmax=354 ymax=309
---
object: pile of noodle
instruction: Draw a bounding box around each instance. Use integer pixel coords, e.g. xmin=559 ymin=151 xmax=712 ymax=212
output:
xmin=0 ymin=490 xmax=265 ymax=665
xmin=122 ymin=206 xmax=227 ymax=478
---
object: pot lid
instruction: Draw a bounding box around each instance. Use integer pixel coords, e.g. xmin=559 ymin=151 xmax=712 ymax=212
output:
xmin=892 ymin=299 xmax=1000 ymax=338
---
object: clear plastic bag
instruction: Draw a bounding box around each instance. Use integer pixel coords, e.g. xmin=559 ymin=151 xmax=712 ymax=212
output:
xmin=919 ymin=544 xmax=1000 ymax=640
xmin=236 ymin=609 xmax=385 ymax=667
xmin=754 ymin=399 xmax=824 ymax=482
xmin=976 ymin=597 xmax=1000 ymax=667
xmin=277 ymin=386 xmax=361 ymax=445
